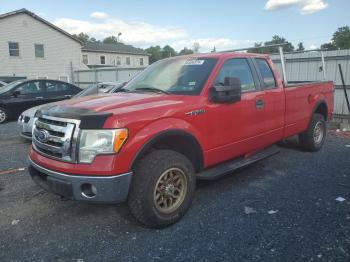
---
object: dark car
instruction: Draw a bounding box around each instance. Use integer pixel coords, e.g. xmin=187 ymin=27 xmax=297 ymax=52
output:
xmin=0 ymin=81 xmax=8 ymax=87
xmin=0 ymin=79 xmax=82 ymax=123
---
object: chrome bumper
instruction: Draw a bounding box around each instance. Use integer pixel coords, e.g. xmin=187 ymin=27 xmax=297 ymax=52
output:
xmin=28 ymin=158 xmax=132 ymax=203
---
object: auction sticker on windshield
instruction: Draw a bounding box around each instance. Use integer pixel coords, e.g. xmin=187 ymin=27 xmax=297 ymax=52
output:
xmin=184 ymin=60 xmax=205 ymax=65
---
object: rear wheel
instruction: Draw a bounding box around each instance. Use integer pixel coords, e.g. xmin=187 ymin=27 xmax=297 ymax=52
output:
xmin=299 ymin=113 xmax=326 ymax=151
xmin=128 ymin=149 xmax=196 ymax=228
xmin=0 ymin=107 xmax=8 ymax=124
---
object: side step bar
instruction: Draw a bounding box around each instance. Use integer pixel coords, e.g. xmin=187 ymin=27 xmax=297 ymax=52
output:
xmin=197 ymin=145 xmax=280 ymax=180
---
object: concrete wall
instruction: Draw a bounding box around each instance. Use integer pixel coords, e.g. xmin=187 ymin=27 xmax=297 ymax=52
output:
xmin=0 ymin=13 xmax=87 ymax=82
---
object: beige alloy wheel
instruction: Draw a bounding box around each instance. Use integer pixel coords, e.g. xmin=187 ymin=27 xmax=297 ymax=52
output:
xmin=153 ymin=167 xmax=188 ymax=214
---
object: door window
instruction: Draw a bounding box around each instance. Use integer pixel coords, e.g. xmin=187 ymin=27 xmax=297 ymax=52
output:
xmin=214 ymin=58 xmax=256 ymax=92
xmin=16 ymin=81 xmax=44 ymax=95
xmin=255 ymin=58 xmax=276 ymax=88
xmin=45 ymin=81 xmax=69 ymax=92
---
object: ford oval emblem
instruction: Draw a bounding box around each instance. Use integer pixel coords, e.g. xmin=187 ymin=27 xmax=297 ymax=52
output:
xmin=37 ymin=129 xmax=50 ymax=143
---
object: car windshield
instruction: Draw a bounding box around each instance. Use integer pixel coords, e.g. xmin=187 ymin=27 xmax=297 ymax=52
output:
xmin=0 ymin=80 xmax=23 ymax=94
xmin=124 ymin=57 xmax=218 ymax=95
xmin=74 ymin=84 xmax=99 ymax=98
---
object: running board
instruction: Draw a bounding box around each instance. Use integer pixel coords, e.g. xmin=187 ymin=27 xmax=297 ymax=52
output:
xmin=197 ymin=145 xmax=280 ymax=180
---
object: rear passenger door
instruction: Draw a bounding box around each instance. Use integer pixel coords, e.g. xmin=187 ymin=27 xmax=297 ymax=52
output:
xmin=252 ymin=58 xmax=285 ymax=141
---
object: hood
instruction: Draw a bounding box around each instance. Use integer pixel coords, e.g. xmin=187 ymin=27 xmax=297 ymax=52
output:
xmin=37 ymin=92 xmax=191 ymax=129
xmin=22 ymin=101 xmax=61 ymax=117
xmin=46 ymin=92 xmax=185 ymax=115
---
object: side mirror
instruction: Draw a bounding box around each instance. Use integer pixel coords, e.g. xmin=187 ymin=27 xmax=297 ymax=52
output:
xmin=12 ymin=90 xmax=21 ymax=97
xmin=209 ymin=77 xmax=241 ymax=103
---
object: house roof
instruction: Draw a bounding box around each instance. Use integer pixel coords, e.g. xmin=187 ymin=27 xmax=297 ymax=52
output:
xmin=82 ymin=42 xmax=148 ymax=56
xmin=0 ymin=8 xmax=81 ymax=44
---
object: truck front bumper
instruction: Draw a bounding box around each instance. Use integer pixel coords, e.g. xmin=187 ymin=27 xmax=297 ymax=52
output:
xmin=28 ymin=158 xmax=133 ymax=203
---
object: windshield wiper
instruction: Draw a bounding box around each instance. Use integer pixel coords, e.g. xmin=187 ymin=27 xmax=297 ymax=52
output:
xmin=133 ymin=87 xmax=171 ymax=95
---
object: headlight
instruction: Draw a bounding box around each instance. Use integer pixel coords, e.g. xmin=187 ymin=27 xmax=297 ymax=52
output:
xmin=78 ymin=129 xmax=128 ymax=163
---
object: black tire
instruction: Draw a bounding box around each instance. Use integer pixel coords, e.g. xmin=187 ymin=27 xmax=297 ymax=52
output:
xmin=0 ymin=107 xmax=8 ymax=124
xmin=128 ymin=149 xmax=196 ymax=228
xmin=299 ymin=113 xmax=326 ymax=152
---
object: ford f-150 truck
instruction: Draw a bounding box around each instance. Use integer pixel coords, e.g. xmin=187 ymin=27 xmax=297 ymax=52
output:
xmin=28 ymin=52 xmax=334 ymax=228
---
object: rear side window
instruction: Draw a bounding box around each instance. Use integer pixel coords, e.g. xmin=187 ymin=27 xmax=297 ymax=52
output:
xmin=214 ymin=58 xmax=256 ymax=92
xmin=255 ymin=59 xmax=276 ymax=88
xmin=46 ymin=81 xmax=69 ymax=92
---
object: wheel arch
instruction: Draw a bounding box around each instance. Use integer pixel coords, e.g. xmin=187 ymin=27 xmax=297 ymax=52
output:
xmin=130 ymin=129 xmax=204 ymax=173
xmin=312 ymin=100 xmax=328 ymax=121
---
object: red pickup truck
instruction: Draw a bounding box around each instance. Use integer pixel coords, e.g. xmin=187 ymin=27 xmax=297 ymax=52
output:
xmin=28 ymin=52 xmax=334 ymax=228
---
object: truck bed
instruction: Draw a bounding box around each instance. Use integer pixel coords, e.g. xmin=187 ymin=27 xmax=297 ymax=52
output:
xmin=283 ymin=81 xmax=334 ymax=137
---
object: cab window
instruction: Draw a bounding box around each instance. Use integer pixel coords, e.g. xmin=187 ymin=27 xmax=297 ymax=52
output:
xmin=214 ymin=58 xmax=256 ymax=93
xmin=16 ymin=81 xmax=44 ymax=95
xmin=46 ymin=81 xmax=69 ymax=92
xmin=255 ymin=58 xmax=276 ymax=88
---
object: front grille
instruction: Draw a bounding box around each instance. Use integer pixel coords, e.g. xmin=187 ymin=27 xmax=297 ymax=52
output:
xmin=32 ymin=115 xmax=81 ymax=162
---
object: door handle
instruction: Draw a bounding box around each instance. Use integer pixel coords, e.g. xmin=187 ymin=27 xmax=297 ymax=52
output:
xmin=65 ymin=95 xmax=72 ymax=98
xmin=256 ymin=99 xmax=264 ymax=109
xmin=35 ymin=96 xmax=44 ymax=99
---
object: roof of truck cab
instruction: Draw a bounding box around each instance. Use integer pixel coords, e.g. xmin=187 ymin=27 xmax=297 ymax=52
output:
xmin=172 ymin=52 xmax=270 ymax=60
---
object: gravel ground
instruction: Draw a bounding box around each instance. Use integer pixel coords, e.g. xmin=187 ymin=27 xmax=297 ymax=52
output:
xmin=0 ymin=121 xmax=349 ymax=262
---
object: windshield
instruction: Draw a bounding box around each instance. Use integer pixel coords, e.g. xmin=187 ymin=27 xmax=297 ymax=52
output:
xmin=74 ymin=84 xmax=99 ymax=98
xmin=0 ymin=80 xmax=24 ymax=94
xmin=124 ymin=57 xmax=217 ymax=95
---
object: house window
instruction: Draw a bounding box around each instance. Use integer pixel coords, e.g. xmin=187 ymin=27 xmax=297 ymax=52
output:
xmin=9 ymin=42 xmax=19 ymax=57
xmin=139 ymin=58 xmax=144 ymax=66
xmin=82 ymin=54 xmax=88 ymax=65
xmin=35 ymin=44 xmax=44 ymax=58
xmin=100 ymin=56 xmax=106 ymax=65
xmin=116 ymin=56 xmax=121 ymax=65
xmin=37 ymin=76 xmax=48 ymax=79
xmin=59 ymin=75 xmax=69 ymax=82
xmin=126 ymin=57 xmax=131 ymax=66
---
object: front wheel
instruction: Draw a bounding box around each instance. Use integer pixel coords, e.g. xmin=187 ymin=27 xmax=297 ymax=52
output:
xmin=299 ymin=113 xmax=326 ymax=151
xmin=128 ymin=149 xmax=196 ymax=228
xmin=0 ymin=107 xmax=8 ymax=124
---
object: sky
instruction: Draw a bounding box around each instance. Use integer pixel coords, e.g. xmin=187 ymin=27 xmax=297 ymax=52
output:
xmin=0 ymin=0 xmax=349 ymax=52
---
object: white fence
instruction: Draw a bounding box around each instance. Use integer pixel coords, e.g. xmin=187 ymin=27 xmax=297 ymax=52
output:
xmin=271 ymin=49 xmax=350 ymax=116
xmin=73 ymin=67 xmax=146 ymax=88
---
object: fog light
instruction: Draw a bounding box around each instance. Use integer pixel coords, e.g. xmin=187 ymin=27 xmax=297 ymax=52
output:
xmin=81 ymin=183 xmax=97 ymax=198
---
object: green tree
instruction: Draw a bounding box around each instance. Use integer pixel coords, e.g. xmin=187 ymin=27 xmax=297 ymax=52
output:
xmin=332 ymin=26 xmax=350 ymax=49
xmin=72 ymin=32 xmax=91 ymax=43
xmin=249 ymin=35 xmax=294 ymax=54
xmin=162 ymin=45 xmax=177 ymax=58
xmin=178 ymin=47 xmax=194 ymax=56
xmin=297 ymin=42 xmax=305 ymax=51
xmin=321 ymin=26 xmax=350 ymax=50
xmin=321 ymin=42 xmax=336 ymax=50
xmin=90 ymin=37 xmax=100 ymax=43
xmin=145 ymin=46 xmax=163 ymax=63
xmin=103 ymin=36 xmax=119 ymax=44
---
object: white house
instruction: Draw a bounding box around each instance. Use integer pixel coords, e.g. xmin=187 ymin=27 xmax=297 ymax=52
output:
xmin=82 ymin=42 xmax=149 ymax=69
xmin=0 ymin=9 xmax=87 ymax=83
xmin=0 ymin=9 xmax=149 ymax=84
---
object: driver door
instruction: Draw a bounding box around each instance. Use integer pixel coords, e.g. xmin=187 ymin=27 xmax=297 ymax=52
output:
xmin=7 ymin=80 xmax=47 ymax=116
xmin=204 ymin=58 xmax=267 ymax=165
